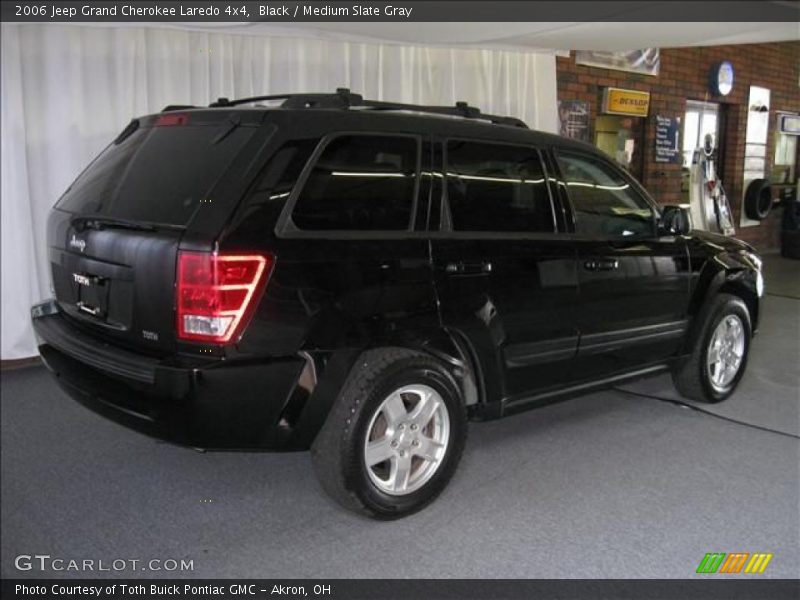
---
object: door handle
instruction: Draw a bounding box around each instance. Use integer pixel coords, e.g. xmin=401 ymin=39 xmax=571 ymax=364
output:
xmin=444 ymin=261 xmax=492 ymax=274
xmin=583 ymin=259 xmax=619 ymax=271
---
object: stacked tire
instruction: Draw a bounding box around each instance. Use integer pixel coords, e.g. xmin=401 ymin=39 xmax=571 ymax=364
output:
xmin=744 ymin=178 xmax=773 ymax=221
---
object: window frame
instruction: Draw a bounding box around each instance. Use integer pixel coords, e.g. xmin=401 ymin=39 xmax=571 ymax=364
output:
xmin=436 ymin=137 xmax=560 ymax=239
xmin=552 ymin=146 xmax=661 ymax=240
xmin=275 ymin=131 xmax=424 ymax=239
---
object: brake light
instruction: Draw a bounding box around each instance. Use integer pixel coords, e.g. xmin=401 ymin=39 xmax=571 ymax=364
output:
xmin=155 ymin=113 xmax=188 ymax=127
xmin=177 ymin=252 xmax=272 ymax=344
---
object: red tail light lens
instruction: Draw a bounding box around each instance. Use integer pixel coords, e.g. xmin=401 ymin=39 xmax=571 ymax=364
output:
xmin=177 ymin=252 xmax=272 ymax=344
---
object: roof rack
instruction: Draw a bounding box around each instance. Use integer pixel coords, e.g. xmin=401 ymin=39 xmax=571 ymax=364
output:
xmin=206 ymin=88 xmax=528 ymax=128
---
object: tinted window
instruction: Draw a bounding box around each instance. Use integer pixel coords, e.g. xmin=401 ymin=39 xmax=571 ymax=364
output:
xmin=57 ymin=124 xmax=256 ymax=226
xmin=292 ymin=135 xmax=418 ymax=231
xmin=445 ymin=141 xmax=554 ymax=233
xmin=231 ymin=140 xmax=319 ymax=236
xmin=557 ymin=151 xmax=655 ymax=237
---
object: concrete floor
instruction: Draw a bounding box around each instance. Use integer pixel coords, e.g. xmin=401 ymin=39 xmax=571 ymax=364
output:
xmin=1 ymin=256 xmax=798 ymax=579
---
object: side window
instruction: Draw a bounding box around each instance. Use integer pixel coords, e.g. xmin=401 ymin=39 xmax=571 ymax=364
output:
xmin=232 ymin=140 xmax=319 ymax=236
xmin=292 ymin=135 xmax=418 ymax=231
xmin=445 ymin=141 xmax=554 ymax=233
xmin=557 ymin=151 xmax=655 ymax=238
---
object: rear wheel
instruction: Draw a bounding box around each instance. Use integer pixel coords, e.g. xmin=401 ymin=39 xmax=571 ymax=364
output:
xmin=311 ymin=347 xmax=467 ymax=519
xmin=672 ymin=294 xmax=751 ymax=403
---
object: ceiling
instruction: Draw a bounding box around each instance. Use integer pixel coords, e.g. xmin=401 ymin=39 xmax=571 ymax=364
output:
xmin=234 ymin=21 xmax=800 ymax=52
xmin=140 ymin=20 xmax=800 ymax=53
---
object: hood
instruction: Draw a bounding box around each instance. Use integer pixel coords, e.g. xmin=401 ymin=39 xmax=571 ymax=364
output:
xmin=690 ymin=230 xmax=756 ymax=255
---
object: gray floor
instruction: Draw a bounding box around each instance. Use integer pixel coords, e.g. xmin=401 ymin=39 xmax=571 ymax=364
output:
xmin=2 ymin=256 xmax=798 ymax=579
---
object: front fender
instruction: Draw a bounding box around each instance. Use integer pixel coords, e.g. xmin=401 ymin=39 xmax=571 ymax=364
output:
xmin=684 ymin=249 xmax=760 ymax=353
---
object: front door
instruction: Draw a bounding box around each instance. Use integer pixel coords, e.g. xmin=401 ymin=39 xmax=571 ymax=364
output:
xmin=430 ymin=137 xmax=579 ymax=406
xmin=553 ymin=149 xmax=691 ymax=381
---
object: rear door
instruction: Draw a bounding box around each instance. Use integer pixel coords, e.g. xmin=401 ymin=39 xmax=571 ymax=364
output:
xmin=552 ymin=149 xmax=691 ymax=380
xmin=430 ymin=137 xmax=579 ymax=405
xmin=48 ymin=111 xmax=269 ymax=354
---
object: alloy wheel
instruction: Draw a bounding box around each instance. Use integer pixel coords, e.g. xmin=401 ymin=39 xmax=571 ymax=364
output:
xmin=706 ymin=314 xmax=746 ymax=392
xmin=363 ymin=384 xmax=450 ymax=496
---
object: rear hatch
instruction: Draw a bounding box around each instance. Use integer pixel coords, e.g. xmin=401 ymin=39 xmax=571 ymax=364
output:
xmin=48 ymin=110 xmax=268 ymax=354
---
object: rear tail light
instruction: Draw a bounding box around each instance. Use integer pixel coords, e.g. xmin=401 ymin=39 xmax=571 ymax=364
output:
xmin=177 ymin=251 xmax=273 ymax=344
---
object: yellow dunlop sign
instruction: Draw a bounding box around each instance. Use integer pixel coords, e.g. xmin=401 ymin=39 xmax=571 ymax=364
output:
xmin=696 ymin=552 xmax=773 ymax=574
xmin=602 ymin=87 xmax=650 ymax=117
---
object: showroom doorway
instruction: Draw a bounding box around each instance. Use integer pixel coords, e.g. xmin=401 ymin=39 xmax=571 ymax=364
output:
xmin=682 ymin=100 xmax=729 ymax=201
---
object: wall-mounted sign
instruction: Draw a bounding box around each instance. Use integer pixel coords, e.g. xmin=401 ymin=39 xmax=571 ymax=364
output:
xmin=654 ymin=115 xmax=681 ymax=163
xmin=779 ymin=114 xmax=800 ymax=135
xmin=576 ymin=49 xmax=660 ymax=76
xmin=709 ymin=61 xmax=735 ymax=96
xmin=557 ymin=100 xmax=590 ymax=142
xmin=601 ymin=88 xmax=650 ymax=117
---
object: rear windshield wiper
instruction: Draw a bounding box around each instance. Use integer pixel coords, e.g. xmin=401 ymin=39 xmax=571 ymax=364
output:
xmin=72 ymin=216 xmax=185 ymax=233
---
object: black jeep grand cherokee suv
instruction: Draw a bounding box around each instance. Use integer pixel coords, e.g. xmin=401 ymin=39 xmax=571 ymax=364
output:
xmin=32 ymin=90 xmax=763 ymax=518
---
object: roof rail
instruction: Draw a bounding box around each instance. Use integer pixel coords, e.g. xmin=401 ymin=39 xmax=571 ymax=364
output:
xmin=207 ymin=88 xmax=527 ymax=128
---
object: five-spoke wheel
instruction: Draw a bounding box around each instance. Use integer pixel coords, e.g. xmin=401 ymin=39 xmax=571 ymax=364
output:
xmin=311 ymin=347 xmax=467 ymax=519
xmin=672 ymin=293 xmax=751 ymax=403
xmin=706 ymin=314 xmax=745 ymax=392
xmin=363 ymin=385 xmax=450 ymax=496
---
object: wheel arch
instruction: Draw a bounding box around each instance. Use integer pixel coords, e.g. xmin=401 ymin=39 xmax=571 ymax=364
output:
xmin=375 ymin=327 xmax=484 ymax=411
xmin=294 ymin=327 xmax=486 ymax=448
xmin=684 ymin=260 xmax=760 ymax=353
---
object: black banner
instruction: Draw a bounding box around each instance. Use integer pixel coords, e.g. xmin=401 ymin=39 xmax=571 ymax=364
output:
xmin=1 ymin=1 xmax=798 ymax=23
xmin=2 ymin=579 xmax=800 ymax=600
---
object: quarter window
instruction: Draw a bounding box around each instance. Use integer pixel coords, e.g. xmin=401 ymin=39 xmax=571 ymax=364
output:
xmin=557 ymin=151 xmax=655 ymax=237
xmin=292 ymin=135 xmax=418 ymax=231
xmin=445 ymin=141 xmax=554 ymax=233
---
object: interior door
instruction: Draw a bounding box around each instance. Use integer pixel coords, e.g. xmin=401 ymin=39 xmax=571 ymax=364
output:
xmin=554 ymin=149 xmax=691 ymax=381
xmin=430 ymin=138 xmax=578 ymax=405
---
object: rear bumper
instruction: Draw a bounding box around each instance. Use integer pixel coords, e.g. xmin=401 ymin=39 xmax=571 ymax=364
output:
xmin=31 ymin=299 xmax=310 ymax=450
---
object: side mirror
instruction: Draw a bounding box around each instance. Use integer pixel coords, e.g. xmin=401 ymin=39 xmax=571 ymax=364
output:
xmin=660 ymin=205 xmax=691 ymax=236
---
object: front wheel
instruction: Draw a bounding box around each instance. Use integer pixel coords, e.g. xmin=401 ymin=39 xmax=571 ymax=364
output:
xmin=311 ymin=347 xmax=467 ymax=519
xmin=672 ymin=293 xmax=751 ymax=403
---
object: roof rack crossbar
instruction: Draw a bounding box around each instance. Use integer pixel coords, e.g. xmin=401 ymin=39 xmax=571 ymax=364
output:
xmin=208 ymin=88 xmax=527 ymax=128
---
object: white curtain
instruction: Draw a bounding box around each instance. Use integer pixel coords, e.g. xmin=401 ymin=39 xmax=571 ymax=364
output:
xmin=0 ymin=23 xmax=557 ymax=359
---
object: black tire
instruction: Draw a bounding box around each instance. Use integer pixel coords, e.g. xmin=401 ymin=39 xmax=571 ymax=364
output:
xmin=744 ymin=178 xmax=772 ymax=220
xmin=672 ymin=293 xmax=751 ymax=403
xmin=311 ymin=347 xmax=468 ymax=519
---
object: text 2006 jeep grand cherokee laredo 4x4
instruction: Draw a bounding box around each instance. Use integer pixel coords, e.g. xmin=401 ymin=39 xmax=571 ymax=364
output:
xmin=32 ymin=89 xmax=764 ymax=518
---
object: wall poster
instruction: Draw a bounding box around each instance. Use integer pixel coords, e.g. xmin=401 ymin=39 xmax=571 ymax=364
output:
xmin=654 ymin=115 xmax=681 ymax=163
xmin=557 ymin=100 xmax=590 ymax=142
xmin=576 ymin=49 xmax=661 ymax=76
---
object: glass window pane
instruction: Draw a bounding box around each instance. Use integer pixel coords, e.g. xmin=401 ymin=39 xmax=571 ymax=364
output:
xmin=682 ymin=111 xmax=700 ymax=167
xmin=57 ymin=125 xmax=255 ymax=226
xmin=558 ymin=151 xmax=654 ymax=238
xmin=292 ymin=135 xmax=418 ymax=231
xmin=445 ymin=141 xmax=554 ymax=233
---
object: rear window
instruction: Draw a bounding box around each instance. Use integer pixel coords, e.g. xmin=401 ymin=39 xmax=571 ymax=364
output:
xmin=291 ymin=134 xmax=419 ymax=231
xmin=56 ymin=122 xmax=256 ymax=226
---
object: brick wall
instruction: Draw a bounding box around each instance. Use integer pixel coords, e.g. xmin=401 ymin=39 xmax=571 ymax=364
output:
xmin=556 ymin=42 xmax=800 ymax=251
